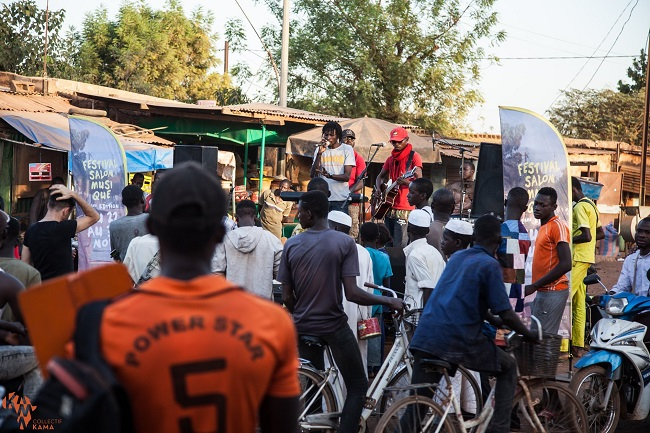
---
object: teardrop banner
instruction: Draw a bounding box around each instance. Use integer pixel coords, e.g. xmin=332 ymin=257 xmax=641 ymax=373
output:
xmin=499 ymin=107 xmax=572 ymax=342
xmin=69 ymin=115 xmax=128 ymax=270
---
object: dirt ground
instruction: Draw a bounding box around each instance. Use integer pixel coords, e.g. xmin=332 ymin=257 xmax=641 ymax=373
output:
xmin=590 ymin=255 xmax=625 ymax=293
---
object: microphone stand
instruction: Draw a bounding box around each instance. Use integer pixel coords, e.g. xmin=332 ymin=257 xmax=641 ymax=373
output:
xmin=342 ymin=145 xmax=383 ymax=234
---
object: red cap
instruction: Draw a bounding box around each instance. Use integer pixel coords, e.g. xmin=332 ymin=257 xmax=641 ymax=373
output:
xmin=389 ymin=127 xmax=408 ymax=142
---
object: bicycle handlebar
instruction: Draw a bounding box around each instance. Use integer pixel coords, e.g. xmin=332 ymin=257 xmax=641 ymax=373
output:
xmin=505 ymin=314 xmax=543 ymax=344
xmin=364 ymin=282 xmax=398 ymax=299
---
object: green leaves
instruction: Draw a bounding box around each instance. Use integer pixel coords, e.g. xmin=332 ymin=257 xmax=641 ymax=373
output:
xmin=0 ymin=0 xmax=68 ymax=76
xmin=0 ymin=0 xmax=244 ymax=104
xmin=256 ymin=0 xmax=501 ymax=134
xmin=74 ymin=0 xmax=241 ymax=103
xmin=548 ymin=88 xmax=645 ymax=146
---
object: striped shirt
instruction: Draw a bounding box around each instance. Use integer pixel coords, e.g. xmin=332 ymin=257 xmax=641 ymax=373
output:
xmin=532 ymin=215 xmax=570 ymax=291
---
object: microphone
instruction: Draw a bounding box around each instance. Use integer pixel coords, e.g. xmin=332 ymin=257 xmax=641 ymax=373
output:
xmin=371 ymin=142 xmax=385 ymax=147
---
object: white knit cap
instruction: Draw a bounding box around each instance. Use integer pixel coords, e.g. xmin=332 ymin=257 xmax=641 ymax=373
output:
xmin=445 ymin=219 xmax=473 ymax=236
xmin=407 ymin=209 xmax=431 ymax=228
xmin=328 ymin=210 xmax=352 ymax=227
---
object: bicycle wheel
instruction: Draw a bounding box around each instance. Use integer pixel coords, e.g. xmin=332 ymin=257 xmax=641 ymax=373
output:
xmin=512 ymin=381 xmax=588 ymax=433
xmin=379 ymin=365 xmax=483 ymax=421
xmin=375 ymin=394 xmax=458 ymax=433
xmin=297 ymin=367 xmax=338 ymax=432
xmin=569 ymin=366 xmax=620 ymax=433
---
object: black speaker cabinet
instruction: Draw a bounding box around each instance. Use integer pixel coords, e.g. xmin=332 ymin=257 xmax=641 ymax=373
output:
xmin=173 ymin=145 xmax=218 ymax=173
xmin=472 ymin=142 xmax=504 ymax=218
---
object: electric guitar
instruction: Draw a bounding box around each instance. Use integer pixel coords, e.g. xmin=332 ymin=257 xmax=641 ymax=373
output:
xmin=371 ymin=167 xmax=418 ymax=219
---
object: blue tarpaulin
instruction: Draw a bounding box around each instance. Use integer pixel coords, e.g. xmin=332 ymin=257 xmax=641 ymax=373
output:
xmin=0 ymin=112 xmax=173 ymax=172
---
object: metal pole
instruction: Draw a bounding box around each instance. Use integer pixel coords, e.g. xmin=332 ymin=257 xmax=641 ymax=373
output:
xmin=279 ymin=0 xmax=290 ymax=107
xmin=224 ymin=40 xmax=229 ymax=75
xmin=243 ymin=142 xmax=249 ymax=191
xmin=43 ymin=0 xmax=49 ymax=78
xmin=641 ymin=40 xmax=650 ymax=205
xmin=259 ymin=124 xmax=267 ymax=200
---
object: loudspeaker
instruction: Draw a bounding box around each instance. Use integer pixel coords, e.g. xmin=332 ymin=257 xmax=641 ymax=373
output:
xmin=472 ymin=143 xmax=504 ymax=218
xmin=173 ymin=145 xmax=218 ymax=173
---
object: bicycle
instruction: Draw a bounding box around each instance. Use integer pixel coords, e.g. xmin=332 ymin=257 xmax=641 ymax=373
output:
xmin=297 ymin=284 xmax=483 ymax=432
xmin=375 ymin=317 xmax=588 ymax=433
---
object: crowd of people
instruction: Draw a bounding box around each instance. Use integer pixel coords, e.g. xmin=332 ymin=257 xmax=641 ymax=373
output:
xmin=0 ymin=118 xmax=641 ymax=433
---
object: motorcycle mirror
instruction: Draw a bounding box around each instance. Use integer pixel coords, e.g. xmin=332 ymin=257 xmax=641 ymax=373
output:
xmin=583 ymin=274 xmax=601 ymax=286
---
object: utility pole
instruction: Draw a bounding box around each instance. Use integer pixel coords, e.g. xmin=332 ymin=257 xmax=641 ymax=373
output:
xmin=224 ymin=40 xmax=229 ymax=75
xmin=43 ymin=0 xmax=49 ymax=78
xmin=640 ymin=39 xmax=650 ymax=205
xmin=279 ymin=0 xmax=289 ymax=107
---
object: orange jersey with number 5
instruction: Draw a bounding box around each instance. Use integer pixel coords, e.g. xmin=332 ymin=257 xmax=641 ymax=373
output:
xmin=100 ymin=275 xmax=300 ymax=433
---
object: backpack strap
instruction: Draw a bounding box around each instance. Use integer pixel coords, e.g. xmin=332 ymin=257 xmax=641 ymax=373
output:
xmin=72 ymin=299 xmax=135 ymax=432
xmin=576 ymin=197 xmax=600 ymax=225
xmin=73 ymin=300 xmax=114 ymax=379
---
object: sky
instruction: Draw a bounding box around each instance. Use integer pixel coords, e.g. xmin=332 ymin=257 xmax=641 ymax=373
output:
xmin=12 ymin=0 xmax=650 ymax=134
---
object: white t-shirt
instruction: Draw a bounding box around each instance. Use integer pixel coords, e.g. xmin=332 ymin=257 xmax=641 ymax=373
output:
xmin=313 ymin=143 xmax=356 ymax=201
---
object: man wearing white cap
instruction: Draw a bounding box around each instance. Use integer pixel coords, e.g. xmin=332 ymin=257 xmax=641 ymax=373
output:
xmin=328 ymin=210 xmax=374 ymax=373
xmin=440 ymin=219 xmax=473 ymax=258
xmin=404 ymin=209 xmax=445 ymax=308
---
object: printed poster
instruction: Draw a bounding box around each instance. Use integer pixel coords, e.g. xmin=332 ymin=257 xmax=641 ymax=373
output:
xmin=500 ymin=107 xmax=572 ymax=340
xmin=69 ymin=116 xmax=127 ymax=270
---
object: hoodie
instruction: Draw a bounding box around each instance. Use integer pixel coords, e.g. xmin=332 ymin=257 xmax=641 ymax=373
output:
xmin=211 ymin=226 xmax=283 ymax=299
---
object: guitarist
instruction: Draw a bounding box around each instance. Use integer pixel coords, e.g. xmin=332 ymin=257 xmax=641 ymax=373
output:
xmin=374 ymin=127 xmax=423 ymax=248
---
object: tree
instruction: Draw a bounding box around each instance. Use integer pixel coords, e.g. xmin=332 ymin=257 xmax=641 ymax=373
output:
xmin=76 ymin=0 xmax=246 ymax=104
xmin=0 ymin=0 xmax=70 ymax=76
xmin=548 ymin=88 xmax=645 ymax=145
xmin=618 ymin=49 xmax=647 ymax=95
xmin=255 ymin=0 xmax=504 ymax=134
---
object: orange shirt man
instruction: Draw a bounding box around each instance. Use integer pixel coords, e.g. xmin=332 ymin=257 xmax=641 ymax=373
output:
xmin=526 ymin=187 xmax=572 ymax=335
xmin=97 ymin=162 xmax=299 ymax=433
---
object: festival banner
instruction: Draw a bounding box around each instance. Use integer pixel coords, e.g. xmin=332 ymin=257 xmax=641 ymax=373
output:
xmin=499 ymin=107 xmax=572 ymax=340
xmin=69 ymin=116 xmax=128 ymax=270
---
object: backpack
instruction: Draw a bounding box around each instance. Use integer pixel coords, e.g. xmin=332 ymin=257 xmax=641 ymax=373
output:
xmin=0 ymin=300 xmax=134 ymax=433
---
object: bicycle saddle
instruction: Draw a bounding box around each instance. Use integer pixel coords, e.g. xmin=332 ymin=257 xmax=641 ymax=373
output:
xmin=420 ymin=358 xmax=453 ymax=373
xmin=300 ymin=335 xmax=327 ymax=347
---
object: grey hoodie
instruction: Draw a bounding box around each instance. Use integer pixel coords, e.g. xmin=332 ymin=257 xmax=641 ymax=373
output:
xmin=211 ymin=226 xmax=283 ymax=299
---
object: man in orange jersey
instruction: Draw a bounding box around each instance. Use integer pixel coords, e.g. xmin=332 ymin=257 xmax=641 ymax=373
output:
xmin=525 ymin=187 xmax=572 ymax=335
xmin=97 ymin=162 xmax=300 ymax=433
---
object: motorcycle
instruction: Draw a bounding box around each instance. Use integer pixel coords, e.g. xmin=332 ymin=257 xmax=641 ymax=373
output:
xmin=569 ymin=284 xmax=650 ymax=433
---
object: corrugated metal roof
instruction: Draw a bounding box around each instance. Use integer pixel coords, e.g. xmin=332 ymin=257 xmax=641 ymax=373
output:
xmin=0 ymin=91 xmax=173 ymax=146
xmin=222 ymin=103 xmax=347 ymax=123
xmin=0 ymin=92 xmax=73 ymax=113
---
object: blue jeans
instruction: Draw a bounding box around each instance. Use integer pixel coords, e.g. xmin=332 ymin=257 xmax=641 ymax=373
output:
xmin=385 ymin=215 xmax=408 ymax=248
xmin=299 ymin=322 xmax=368 ymax=433
xmin=405 ymin=350 xmax=517 ymax=433
xmin=0 ymin=346 xmax=44 ymax=399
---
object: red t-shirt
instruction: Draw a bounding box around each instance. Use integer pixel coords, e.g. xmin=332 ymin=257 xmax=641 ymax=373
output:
xmin=382 ymin=151 xmax=423 ymax=210
xmin=349 ymin=151 xmax=367 ymax=189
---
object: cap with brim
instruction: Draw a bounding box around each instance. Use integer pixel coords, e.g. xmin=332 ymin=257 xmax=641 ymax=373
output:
xmin=408 ymin=209 xmax=430 ymax=228
xmin=149 ymin=161 xmax=224 ymax=229
xmin=445 ymin=219 xmax=473 ymax=236
xmin=328 ymin=210 xmax=352 ymax=227
xmin=342 ymin=129 xmax=356 ymax=139
xmin=389 ymin=127 xmax=408 ymax=142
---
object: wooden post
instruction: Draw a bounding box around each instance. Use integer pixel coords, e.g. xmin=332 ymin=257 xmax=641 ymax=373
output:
xmin=640 ymin=42 xmax=650 ymax=205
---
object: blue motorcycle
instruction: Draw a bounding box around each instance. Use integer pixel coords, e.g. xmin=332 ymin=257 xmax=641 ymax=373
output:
xmin=569 ymin=288 xmax=650 ymax=433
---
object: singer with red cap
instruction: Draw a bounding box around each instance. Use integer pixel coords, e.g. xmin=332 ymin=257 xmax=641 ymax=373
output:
xmin=374 ymin=127 xmax=423 ymax=248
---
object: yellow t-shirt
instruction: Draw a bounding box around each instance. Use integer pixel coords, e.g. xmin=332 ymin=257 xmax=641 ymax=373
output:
xmin=572 ymin=198 xmax=599 ymax=264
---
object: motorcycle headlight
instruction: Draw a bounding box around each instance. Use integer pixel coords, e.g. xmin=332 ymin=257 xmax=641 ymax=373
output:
xmin=605 ymin=297 xmax=628 ymax=315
